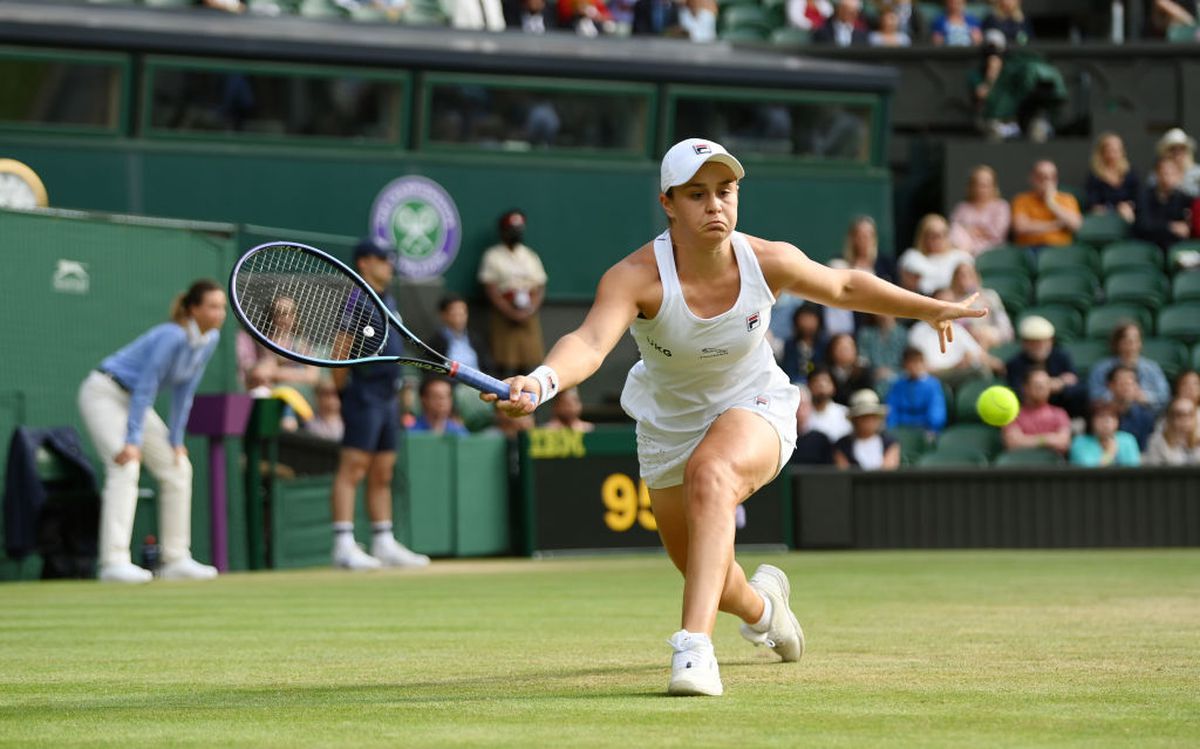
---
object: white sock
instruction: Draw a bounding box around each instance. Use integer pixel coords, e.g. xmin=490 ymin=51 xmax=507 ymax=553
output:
xmin=751 ymin=592 xmax=772 ymax=632
xmin=371 ymin=521 xmax=393 ymax=540
xmin=675 ymin=629 xmax=714 ymax=651
xmin=332 ymin=522 xmax=355 ymax=550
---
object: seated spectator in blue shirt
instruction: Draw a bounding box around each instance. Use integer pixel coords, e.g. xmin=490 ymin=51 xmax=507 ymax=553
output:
xmin=631 ymin=0 xmax=678 ymax=33
xmin=931 ymin=0 xmax=982 ymax=46
xmin=1104 ymin=365 xmax=1157 ymax=450
xmin=429 ymin=293 xmax=490 ymax=374
xmin=1134 ymin=156 xmax=1194 ymax=252
xmin=885 ymin=347 xmax=947 ymax=433
xmin=410 ymin=376 xmax=469 ymax=436
xmin=1070 ymin=401 xmax=1141 ymax=467
xmin=1005 ymin=315 xmax=1087 ymax=417
xmin=1087 ymin=322 xmax=1170 ymax=413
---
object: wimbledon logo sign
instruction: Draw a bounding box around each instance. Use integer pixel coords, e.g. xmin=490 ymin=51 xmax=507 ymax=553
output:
xmin=369 ymin=175 xmax=461 ymax=279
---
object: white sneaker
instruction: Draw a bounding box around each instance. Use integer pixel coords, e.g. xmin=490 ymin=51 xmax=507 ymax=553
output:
xmin=98 ymin=562 xmax=153 ymax=584
xmin=371 ymin=536 xmax=430 ymax=568
xmin=667 ymin=630 xmax=724 ymax=697
xmin=740 ymin=564 xmax=805 ymax=662
xmin=333 ymin=543 xmax=382 ymax=571
xmin=158 ymin=556 xmax=218 ymax=581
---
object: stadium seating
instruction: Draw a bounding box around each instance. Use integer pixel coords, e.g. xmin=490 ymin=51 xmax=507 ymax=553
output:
xmin=770 ymin=27 xmax=812 ymax=46
xmin=1104 ymin=271 xmax=1169 ymax=311
xmin=720 ymin=5 xmax=773 ymax=36
xmin=1036 ymin=273 xmax=1095 ymax=313
xmin=1157 ymin=303 xmax=1200 ymax=343
xmin=1167 ymin=24 xmax=1200 ymax=42
xmin=986 ymin=274 xmax=1032 ymax=318
xmin=915 ymin=447 xmax=989 ymax=468
xmin=1076 ymin=212 xmax=1129 ymax=248
xmin=1141 ymin=338 xmax=1189 ymax=380
xmin=1172 ymin=272 xmax=1200 ymax=303
xmin=1037 ymin=245 xmax=1100 ymax=278
xmin=937 ymin=423 xmax=1002 ymax=460
xmin=976 ymin=245 xmax=1033 ymax=279
xmin=953 ymin=377 xmax=995 ymax=424
xmin=1169 ymin=240 xmax=1200 ymax=271
xmin=298 ymin=0 xmax=345 ymax=18
xmin=991 ymin=340 xmax=1021 ymax=364
xmin=1101 ymin=240 xmax=1163 ymax=276
xmin=1193 ymin=343 xmax=1200 ymax=371
xmin=1085 ymin=304 xmax=1153 ymax=339
xmin=1018 ymin=305 xmax=1083 ymax=342
xmin=892 ymin=425 xmax=933 ymax=465
xmin=1062 ymin=339 xmax=1109 ymax=375
xmin=993 ymin=447 xmax=1065 ymax=467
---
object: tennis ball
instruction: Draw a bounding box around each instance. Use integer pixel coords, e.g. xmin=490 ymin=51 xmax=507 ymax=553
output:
xmin=976 ymin=385 xmax=1020 ymax=427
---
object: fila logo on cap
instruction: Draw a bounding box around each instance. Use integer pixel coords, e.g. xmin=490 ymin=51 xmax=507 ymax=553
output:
xmin=692 ymin=143 xmax=712 ymax=155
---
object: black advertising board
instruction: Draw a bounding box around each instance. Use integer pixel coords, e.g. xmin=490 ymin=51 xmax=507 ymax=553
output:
xmin=520 ymin=427 xmax=791 ymax=556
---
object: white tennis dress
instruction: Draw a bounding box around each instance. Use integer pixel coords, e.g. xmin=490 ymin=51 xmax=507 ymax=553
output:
xmin=621 ymin=230 xmax=801 ymax=489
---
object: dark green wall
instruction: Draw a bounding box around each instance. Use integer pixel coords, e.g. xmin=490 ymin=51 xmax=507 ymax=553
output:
xmin=0 ymin=136 xmax=893 ymax=301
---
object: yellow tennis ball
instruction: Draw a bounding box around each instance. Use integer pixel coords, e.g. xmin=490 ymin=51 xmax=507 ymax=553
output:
xmin=976 ymin=385 xmax=1020 ymax=427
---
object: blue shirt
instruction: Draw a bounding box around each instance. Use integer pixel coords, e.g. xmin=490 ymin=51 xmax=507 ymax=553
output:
xmin=885 ymin=374 xmax=947 ymax=432
xmin=342 ymin=287 xmax=404 ymax=399
xmin=99 ymin=322 xmax=219 ymax=447
xmin=410 ymin=416 xmax=468 ymax=436
xmin=1087 ymin=357 xmax=1170 ymax=412
xmin=1069 ymin=432 xmax=1141 ymax=467
xmin=440 ymin=326 xmax=479 ymax=371
xmin=932 ymin=13 xmax=981 ymax=46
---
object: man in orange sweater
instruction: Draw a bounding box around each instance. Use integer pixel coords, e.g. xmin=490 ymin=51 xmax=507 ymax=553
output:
xmin=1011 ymin=159 xmax=1082 ymax=247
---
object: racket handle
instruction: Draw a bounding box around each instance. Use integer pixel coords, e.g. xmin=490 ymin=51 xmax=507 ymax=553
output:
xmin=451 ymin=363 xmax=539 ymax=407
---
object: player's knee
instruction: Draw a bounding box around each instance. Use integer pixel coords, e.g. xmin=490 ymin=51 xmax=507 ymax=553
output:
xmin=683 ymin=459 xmax=738 ymax=513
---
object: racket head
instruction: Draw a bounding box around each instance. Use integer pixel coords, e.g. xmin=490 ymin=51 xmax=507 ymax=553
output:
xmin=229 ymin=241 xmax=398 ymax=367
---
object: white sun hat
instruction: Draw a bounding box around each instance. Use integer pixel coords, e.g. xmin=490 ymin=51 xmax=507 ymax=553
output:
xmin=660 ymin=138 xmax=746 ymax=193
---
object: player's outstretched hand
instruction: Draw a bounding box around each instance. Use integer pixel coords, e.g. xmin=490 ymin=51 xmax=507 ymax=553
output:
xmin=480 ymin=375 xmax=541 ymax=416
xmin=926 ymin=292 xmax=988 ymax=353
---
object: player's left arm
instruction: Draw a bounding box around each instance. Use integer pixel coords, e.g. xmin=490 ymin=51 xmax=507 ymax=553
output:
xmin=753 ymin=237 xmax=985 ymax=353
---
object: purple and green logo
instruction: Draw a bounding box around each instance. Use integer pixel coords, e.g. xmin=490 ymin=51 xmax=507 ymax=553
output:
xmin=370 ymin=176 xmax=461 ymax=280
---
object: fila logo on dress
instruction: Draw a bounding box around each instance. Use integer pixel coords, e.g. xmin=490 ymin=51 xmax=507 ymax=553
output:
xmin=746 ymin=312 xmax=761 ymax=332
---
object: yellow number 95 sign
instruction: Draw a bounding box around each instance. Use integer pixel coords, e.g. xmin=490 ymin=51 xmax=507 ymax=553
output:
xmin=601 ymin=473 xmax=656 ymax=533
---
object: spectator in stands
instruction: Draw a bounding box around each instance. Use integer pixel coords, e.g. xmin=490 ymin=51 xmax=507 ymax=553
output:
xmin=834 ymin=389 xmax=900 ymax=470
xmin=931 ymin=0 xmax=982 ymax=46
xmin=559 ymin=0 xmax=616 ymax=35
xmin=478 ymin=209 xmax=547 ymax=379
xmin=410 ymin=376 xmax=469 ymax=436
xmin=1088 ymin=322 xmax=1171 ymax=413
xmin=197 ymin=0 xmax=245 ymax=12
xmin=1011 ymin=159 xmax=1083 ymax=249
xmin=949 ymin=262 xmax=1012 ymax=351
xmin=631 ymin=0 xmax=679 ymax=34
xmin=1085 ymin=132 xmax=1139 ymax=225
xmin=873 ymin=0 xmax=925 ymax=39
xmin=813 ymin=0 xmax=869 ymax=45
xmin=447 ymin=0 xmax=506 ymax=29
xmin=304 ymin=379 xmax=345 ymax=443
xmin=869 ymin=3 xmax=912 ymax=46
xmin=1143 ymin=0 xmax=1198 ymax=39
xmin=885 ymin=347 xmax=947 ymax=433
xmin=429 ymin=293 xmax=490 ymax=375
xmin=781 ymin=302 xmax=826 ymax=383
xmin=908 ymin=289 xmax=1002 ymax=386
xmin=1173 ymin=371 xmax=1200 ymax=434
xmin=807 ymin=367 xmax=853 ymax=441
xmin=1143 ymin=396 xmax=1200 ymax=465
xmin=678 ymin=0 xmax=718 ymax=42
xmin=1103 ymin=365 xmax=1158 ymax=450
xmin=236 ymin=294 xmax=320 ymax=396
xmin=1135 ymin=156 xmax=1194 ymax=252
xmin=791 ymin=384 xmax=834 ymax=465
xmin=857 ymin=313 xmax=906 ymax=392
xmin=1151 ymin=128 xmax=1200 ymax=198
xmin=1002 ymin=367 xmax=1072 ymax=455
xmin=831 ymin=214 xmax=895 ymax=282
xmin=1070 ymin=401 xmax=1141 ymax=467
xmin=787 ymin=0 xmax=832 ymax=30
xmin=982 ymin=0 xmax=1031 ymax=46
xmin=898 ymin=213 xmax=974 ymax=295
xmin=504 ymin=0 xmax=557 ymax=32
xmin=825 ymin=333 xmax=874 ymax=405
xmin=1005 ymin=315 xmax=1086 ymax=417
xmin=542 ymin=387 xmax=596 ymax=432
xmin=948 ymin=165 xmax=1011 ymax=256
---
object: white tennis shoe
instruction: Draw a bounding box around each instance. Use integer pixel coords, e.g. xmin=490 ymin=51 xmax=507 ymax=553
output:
xmin=740 ymin=564 xmax=805 ymax=662
xmin=159 ymin=556 xmax=218 ymax=581
xmin=667 ymin=630 xmax=724 ymax=697
xmin=98 ymin=562 xmax=153 ymax=584
xmin=371 ymin=536 xmax=430 ymax=568
xmin=333 ymin=543 xmax=382 ymax=571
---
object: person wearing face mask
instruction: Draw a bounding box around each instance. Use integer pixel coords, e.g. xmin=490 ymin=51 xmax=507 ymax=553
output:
xmin=478 ymin=209 xmax=548 ymax=379
xmin=77 ymin=279 xmax=226 ymax=584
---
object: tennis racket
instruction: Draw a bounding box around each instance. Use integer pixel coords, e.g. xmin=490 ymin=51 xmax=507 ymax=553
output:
xmin=229 ymin=241 xmax=531 ymax=404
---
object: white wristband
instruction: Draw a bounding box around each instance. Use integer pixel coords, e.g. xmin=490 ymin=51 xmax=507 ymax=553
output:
xmin=528 ymin=365 xmax=560 ymax=404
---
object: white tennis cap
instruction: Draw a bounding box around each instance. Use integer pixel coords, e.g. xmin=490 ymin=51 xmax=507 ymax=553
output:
xmin=660 ymin=138 xmax=746 ymax=193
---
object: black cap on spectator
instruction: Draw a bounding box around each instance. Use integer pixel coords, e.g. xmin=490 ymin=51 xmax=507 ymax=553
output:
xmin=353 ymin=237 xmax=393 ymax=261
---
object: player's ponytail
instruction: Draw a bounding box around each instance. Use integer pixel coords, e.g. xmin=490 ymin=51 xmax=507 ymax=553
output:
xmin=171 ymin=278 xmax=221 ymax=323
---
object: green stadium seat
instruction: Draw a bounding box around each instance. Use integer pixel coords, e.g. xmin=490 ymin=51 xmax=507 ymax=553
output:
xmin=1036 ymin=245 xmax=1100 ymax=278
xmin=976 ymin=245 xmax=1033 ymax=279
xmin=993 ymin=447 xmax=1065 ymax=467
xmin=722 ymin=26 xmax=770 ymax=41
xmin=985 ymin=274 xmax=1032 ymax=318
xmin=1076 ymin=212 xmax=1129 ymax=248
xmin=937 ymin=423 xmax=1003 ymax=460
xmin=1101 ymin=240 xmax=1163 ymax=276
xmin=1018 ymin=305 xmax=1083 ymax=342
xmin=770 ymin=27 xmax=812 ymax=46
xmin=1104 ymin=271 xmax=1169 ymax=311
xmin=915 ymin=447 xmax=989 ymax=468
xmin=1062 ymin=339 xmax=1109 ymax=375
xmin=1035 ymin=273 xmax=1095 ymax=313
xmin=1193 ymin=343 xmax=1200 ymax=371
xmin=953 ymin=377 xmax=995 ymax=424
xmin=1172 ymin=271 xmax=1200 ymax=303
xmin=1169 ymin=240 xmax=1200 ymax=273
xmin=991 ymin=340 xmax=1022 ymax=364
xmin=1141 ymin=338 xmax=1189 ymax=380
xmin=143 ymin=0 xmax=193 ymax=7
xmin=721 ymin=5 xmax=771 ymax=31
xmin=892 ymin=425 xmax=933 ymax=466
xmin=1157 ymin=303 xmax=1200 ymax=344
xmin=1166 ymin=24 xmax=1200 ymax=42
xmin=299 ymin=0 xmax=347 ymax=18
xmin=1086 ymin=304 xmax=1154 ymax=339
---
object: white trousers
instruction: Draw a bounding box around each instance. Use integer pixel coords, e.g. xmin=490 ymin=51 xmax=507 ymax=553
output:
xmin=78 ymin=371 xmax=194 ymax=568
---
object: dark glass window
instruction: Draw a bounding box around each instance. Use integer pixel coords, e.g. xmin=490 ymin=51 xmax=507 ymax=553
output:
xmin=0 ymin=58 xmax=122 ymax=129
xmin=147 ymin=67 xmax=404 ymax=142
xmin=426 ymin=83 xmax=649 ymax=154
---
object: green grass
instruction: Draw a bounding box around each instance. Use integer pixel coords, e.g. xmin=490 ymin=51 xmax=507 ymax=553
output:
xmin=2 ymin=550 xmax=1198 ymax=748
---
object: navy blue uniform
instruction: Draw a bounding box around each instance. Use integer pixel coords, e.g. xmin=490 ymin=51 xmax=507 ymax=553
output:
xmin=341 ymin=287 xmax=404 ymax=453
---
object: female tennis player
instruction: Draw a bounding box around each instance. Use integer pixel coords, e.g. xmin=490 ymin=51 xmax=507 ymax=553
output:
xmin=486 ymin=138 xmax=986 ymax=696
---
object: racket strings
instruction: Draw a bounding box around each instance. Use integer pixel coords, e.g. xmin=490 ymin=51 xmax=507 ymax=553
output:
xmin=234 ymin=245 xmax=386 ymax=362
